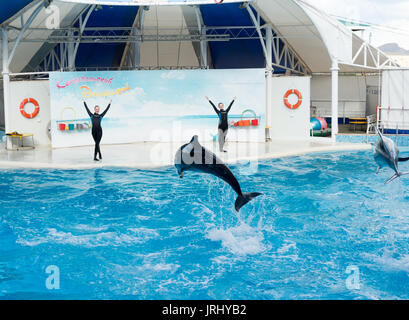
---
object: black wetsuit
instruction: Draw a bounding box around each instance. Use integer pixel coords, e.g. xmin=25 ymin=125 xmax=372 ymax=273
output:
xmin=84 ymin=102 xmax=111 ymax=160
xmin=209 ymin=100 xmax=235 ymax=151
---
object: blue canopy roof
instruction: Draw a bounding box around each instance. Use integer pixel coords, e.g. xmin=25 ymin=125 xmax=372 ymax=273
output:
xmin=0 ymin=0 xmax=399 ymax=75
xmin=200 ymin=3 xmax=264 ymax=69
xmin=0 ymin=0 xmax=32 ymax=25
xmin=73 ymin=5 xmax=140 ymax=68
xmin=0 ymin=1 xmax=289 ymax=72
xmin=200 ymin=3 xmax=285 ymax=72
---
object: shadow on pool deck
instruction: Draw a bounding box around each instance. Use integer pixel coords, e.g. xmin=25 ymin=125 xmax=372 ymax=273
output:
xmin=0 ymin=138 xmax=371 ymax=169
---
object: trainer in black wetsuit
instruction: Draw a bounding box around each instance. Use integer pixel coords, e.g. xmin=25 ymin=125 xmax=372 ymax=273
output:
xmin=207 ymin=96 xmax=236 ymax=152
xmin=84 ymin=100 xmax=111 ymax=161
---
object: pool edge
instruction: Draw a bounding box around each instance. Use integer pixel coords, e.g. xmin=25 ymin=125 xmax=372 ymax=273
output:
xmin=0 ymin=143 xmax=372 ymax=170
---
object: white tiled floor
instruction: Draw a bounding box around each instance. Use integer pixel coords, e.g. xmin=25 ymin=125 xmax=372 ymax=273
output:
xmin=0 ymin=138 xmax=371 ymax=169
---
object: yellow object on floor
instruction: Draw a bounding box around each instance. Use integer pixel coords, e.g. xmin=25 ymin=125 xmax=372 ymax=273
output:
xmin=349 ymin=118 xmax=368 ymax=132
xmin=5 ymin=133 xmax=35 ymax=150
xmin=6 ymin=132 xmax=33 ymax=139
xmin=349 ymin=118 xmax=367 ymax=125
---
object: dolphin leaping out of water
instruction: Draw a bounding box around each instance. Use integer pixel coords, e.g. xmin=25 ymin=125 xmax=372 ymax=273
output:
xmin=374 ymin=127 xmax=409 ymax=184
xmin=175 ymin=136 xmax=262 ymax=212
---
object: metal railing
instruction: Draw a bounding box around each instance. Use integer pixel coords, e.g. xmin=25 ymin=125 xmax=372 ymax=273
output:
xmin=373 ymin=107 xmax=409 ymax=144
xmin=376 ymin=106 xmax=409 ymax=132
xmin=310 ymin=99 xmax=366 ymax=122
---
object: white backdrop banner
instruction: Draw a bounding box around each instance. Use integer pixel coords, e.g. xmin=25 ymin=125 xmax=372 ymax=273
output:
xmin=381 ymin=69 xmax=409 ymax=130
xmin=49 ymin=69 xmax=266 ymax=148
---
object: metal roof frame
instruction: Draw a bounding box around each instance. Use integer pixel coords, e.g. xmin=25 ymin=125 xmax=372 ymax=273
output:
xmin=1 ymin=0 xmax=318 ymax=74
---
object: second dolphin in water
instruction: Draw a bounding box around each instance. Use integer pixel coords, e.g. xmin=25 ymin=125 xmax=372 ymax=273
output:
xmin=374 ymin=127 xmax=409 ymax=184
xmin=175 ymin=136 xmax=262 ymax=211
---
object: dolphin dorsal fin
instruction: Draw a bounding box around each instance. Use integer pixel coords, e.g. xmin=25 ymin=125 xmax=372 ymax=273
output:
xmin=375 ymin=127 xmax=387 ymax=148
xmin=190 ymin=135 xmax=200 ymax=145
xmin=375 ymin=126 xmax=384 ymax=139
xmin=182 ymin=136 xmax=200 ymax=155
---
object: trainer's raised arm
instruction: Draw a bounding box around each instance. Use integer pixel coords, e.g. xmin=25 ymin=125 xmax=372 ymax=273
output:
xmin=84 ymin=101 xmax=92 ymax=117
xmin=100 ymin=99 xmax=112 ymax=118
xmin=226 ymin=97 xmax=236 ymax=113
xmin=206 ymin=96 xmax=219 ymax=114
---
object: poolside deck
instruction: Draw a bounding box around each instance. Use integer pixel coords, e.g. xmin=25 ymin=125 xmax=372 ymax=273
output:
xmin=0 ymin=138 xmax=371 ymax=169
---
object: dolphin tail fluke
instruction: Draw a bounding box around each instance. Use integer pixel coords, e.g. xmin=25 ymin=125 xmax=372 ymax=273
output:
xmin=385 ymin=174 xmax=399 ymax=184
xmin=385 ymin=172 xmax=409 ymax=184
xmin=235 ymin=192 xmax=262 ymax=212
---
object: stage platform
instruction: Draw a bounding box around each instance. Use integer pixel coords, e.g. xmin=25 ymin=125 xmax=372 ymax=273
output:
xmin=0 ymin=139 xmax=371 ymax=169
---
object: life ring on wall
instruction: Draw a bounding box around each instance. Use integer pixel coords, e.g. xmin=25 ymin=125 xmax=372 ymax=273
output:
xmin=20 ymin=98 xmax=40 ymax=119
xmin=284 ymin=89 xmax=303 ymax=110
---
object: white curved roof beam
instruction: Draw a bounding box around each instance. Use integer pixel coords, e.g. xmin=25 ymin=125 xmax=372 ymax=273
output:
xmin=253 ymin=0 xmax=399 ymax=73
xmin=71 ymin=4 xmax=96 ymax=68
xmin=0 ymin=0 xmax=44 ymax=27
xmin=120 ymin=6 xmax=147 ymax=68
xmin=245 ymin=4 xmax=268 ymax=62
xmin=193 ymin=5 xmax=208 ymax=68
xmin=3 ymin=0 xmax=88 ymax=73
xmin=251 ymin=0 xmax=311 ymax=74
xmin=7 ymin=0 xmax=47 ymax=68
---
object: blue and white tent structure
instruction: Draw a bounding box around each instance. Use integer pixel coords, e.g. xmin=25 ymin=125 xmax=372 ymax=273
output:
xmin=0 ymin=0 xmax=401 ymax=139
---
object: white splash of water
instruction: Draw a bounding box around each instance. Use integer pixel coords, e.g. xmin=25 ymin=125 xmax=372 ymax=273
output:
xmin=17 ymin=227 xmax=160 ymax=247
xmin=206 ymin=223 xmax=265 ymax=256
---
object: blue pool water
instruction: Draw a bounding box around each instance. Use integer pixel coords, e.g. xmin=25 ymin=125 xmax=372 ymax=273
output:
xmin=1 ymin=150 xmax=409 ymax=300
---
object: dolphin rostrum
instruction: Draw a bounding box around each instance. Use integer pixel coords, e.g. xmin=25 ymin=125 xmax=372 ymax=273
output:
xmin=175 ymin=136 xmax=262 ymax=211
xmin=374 ymin=127 xmax=409 ymax=184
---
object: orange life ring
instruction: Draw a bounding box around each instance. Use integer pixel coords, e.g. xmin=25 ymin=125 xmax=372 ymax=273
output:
xmin=284 ymin=89 xmax=303 ymax=110
xmin=20 ymin=98 xmax=40 ymax=119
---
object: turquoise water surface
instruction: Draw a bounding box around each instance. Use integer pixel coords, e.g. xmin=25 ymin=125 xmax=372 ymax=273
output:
xmin=1 ymin=150 xmax=409 ymax=299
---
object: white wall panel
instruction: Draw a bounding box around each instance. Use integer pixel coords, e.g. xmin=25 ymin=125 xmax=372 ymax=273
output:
xmin=7 ymin=80 xmax=51 ymax=146
xmin=311 ymin=75 xmax=368 ymax=118
xmin=269 ymin=76 xmax=311 ymax=140
xmin=381 ymin=69 xmax=409 ymax=130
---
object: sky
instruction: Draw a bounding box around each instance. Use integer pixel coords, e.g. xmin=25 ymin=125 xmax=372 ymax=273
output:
xmin=307 ymin=0 xmax=409 ymax=50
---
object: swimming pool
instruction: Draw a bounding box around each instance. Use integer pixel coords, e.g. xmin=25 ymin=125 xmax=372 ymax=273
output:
xmin=1 ymin=150 xmax=409 ymax=300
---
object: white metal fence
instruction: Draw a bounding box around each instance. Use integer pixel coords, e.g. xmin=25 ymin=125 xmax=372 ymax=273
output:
xmin=377 ymin=106 xmax=409 ymax=133
xmin=311 ymin=99 xmax=366 ymax=122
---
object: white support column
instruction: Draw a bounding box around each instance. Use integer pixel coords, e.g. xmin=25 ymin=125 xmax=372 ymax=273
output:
xmin=194 ymin=6 xmax=207 ymax=68
xmin=331 ymin=59 xmax=339 ymax=140
xmin=133 ymin=7 xmax=146 ymax=68
xmin=246 ymin=5 xmax=268 ymax=61
xmin=132 ymin=27 xmax=139 ymax=68
xmin=265 ymin=24 xmax=273 ymax=141
xmin=67 ymin=30 xmax=75 ymax=71
xmin=200 ymin=28 xmax=208 ymax=68
xmin=2 ymin=28 xmax=10 ymax=134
